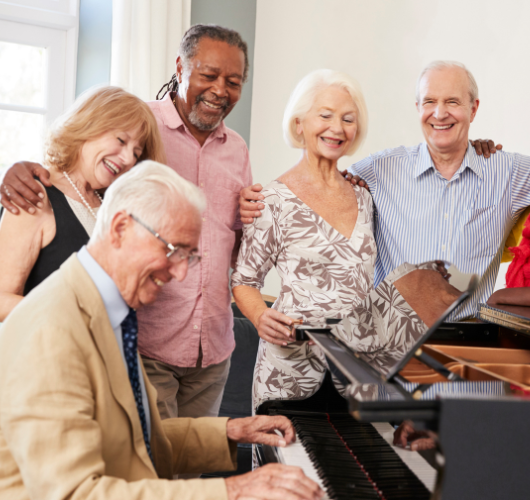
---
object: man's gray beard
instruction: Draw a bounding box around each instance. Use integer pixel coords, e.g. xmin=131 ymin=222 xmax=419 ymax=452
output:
xmin=188 ymin=102 xmax=224 ymax=131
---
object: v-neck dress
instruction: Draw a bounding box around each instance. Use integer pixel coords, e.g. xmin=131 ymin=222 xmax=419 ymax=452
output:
xmin=231 ymin=180 xmax=378 ymax=409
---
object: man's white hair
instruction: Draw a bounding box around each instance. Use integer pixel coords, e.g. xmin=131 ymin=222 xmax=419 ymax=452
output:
xmin=415 ymin=60 xmax=479 ymax=103
xmin=91 ymin=161 xmax=206 ymax=242
xmin=283 ymin=69 xmax=368 ymax=156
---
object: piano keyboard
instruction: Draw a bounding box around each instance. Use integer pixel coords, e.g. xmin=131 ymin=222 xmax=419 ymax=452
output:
xmin=275 ymin=412 xmax=436 ymax=500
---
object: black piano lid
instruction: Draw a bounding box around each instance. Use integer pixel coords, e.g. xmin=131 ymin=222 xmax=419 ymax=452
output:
xmin=298 ymin=274 xmax=479 ymax=410
xmin=305 ymin=331 xmax=413 ymax=399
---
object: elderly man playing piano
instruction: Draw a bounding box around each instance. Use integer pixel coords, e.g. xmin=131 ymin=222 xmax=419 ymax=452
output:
xmin=240 ymin=60 xmax=530 ymax=323
xmin=0 ymin=161 xmax=323 ymax=500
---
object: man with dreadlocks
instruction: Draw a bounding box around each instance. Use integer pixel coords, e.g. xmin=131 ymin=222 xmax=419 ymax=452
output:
xmin=137 ymin=24 xmax=252 ymax=424
xmin=0 ymin=25 xmax=253 ymax=427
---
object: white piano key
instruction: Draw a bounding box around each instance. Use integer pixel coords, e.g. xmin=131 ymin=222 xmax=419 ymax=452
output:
xmin=276 ymin=434 xmax=330 ymax=499
xmin=371 ymin=422 xmax=437 ymax=493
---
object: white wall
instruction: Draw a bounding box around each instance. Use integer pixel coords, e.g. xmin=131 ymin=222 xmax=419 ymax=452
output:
xmin=249 ymin=0 xmax=530 ymax=296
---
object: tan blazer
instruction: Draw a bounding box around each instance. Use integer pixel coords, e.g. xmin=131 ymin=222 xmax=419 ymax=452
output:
xmin=0 ymin=255 xmax=237 ymax=500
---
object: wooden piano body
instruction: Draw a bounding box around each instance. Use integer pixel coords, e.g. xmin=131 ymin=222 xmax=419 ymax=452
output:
xmin=257 ymin=309 xmax=530 ymax=500
xmin=412 ymin=314 xmax=530 ymax=392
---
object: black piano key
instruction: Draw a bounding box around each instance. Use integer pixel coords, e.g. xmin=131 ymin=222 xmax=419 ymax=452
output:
xmin=280 ymin=412 xmax=432 ymax=500
xmin=333 ymin=432 xmax=430 ymax=497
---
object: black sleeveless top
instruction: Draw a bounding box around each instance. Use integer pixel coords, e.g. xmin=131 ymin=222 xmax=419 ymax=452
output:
xmin=23 ymin=184 xmax=90 ymax=294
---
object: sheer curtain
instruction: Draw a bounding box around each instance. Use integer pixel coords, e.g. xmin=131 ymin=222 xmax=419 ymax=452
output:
xmin=111 ymin=0 xmax=191 ymax=101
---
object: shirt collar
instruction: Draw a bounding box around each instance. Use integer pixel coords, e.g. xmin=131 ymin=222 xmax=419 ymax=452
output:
xmin=159 ymin=92 xmax=186 ymax=130
xmin=413 ymin=141 xmax=483 ymax=179
xmin=465 ymin=142 xmax=483 ymax=178
xmin=160 ymin=92 xmax=227 ymax=141
xmin=77 ymin=246 xmax=129 ymax=329
xmin=210 ymin=119 xmax=227 ymax=141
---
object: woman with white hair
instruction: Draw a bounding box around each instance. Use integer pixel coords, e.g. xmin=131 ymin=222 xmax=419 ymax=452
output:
xmin=231 ymin=69 xmax=378 ymax=408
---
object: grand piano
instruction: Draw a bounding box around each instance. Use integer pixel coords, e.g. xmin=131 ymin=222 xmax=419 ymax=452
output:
xmin=256 ymin=268 xmax=530 ymax=500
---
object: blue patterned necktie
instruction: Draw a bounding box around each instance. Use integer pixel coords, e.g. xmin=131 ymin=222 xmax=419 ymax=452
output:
xmin=121 ymin=307 xmax=153 ymax=463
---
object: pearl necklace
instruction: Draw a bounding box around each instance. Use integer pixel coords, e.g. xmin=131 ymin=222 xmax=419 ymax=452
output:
xmin=62 ymin=171 xmax=103 ymax=220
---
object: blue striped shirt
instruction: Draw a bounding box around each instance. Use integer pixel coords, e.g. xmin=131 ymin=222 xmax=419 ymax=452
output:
xmin=348 ymin=142 xmax=530 ymax=321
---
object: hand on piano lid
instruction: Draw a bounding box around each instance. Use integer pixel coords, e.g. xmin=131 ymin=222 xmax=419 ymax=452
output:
xmin=226 ymin=415 xmax=296 ymax=447
xmin=256 ymin=309 xmax=299 ymax=346
xmin=225 ymin=463 xmax=325 ymax=500
xmin=393 ymin=420 xmax=437 ymax=451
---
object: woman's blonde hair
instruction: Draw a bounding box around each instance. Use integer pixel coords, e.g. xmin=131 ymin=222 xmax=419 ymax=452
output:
xmin=283 ymin=69 xmax=368 ymax=156
xmin=45 ymin=86 xmax=166 ymax=172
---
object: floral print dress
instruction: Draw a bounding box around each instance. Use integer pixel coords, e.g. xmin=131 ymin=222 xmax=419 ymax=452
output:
xmin=232 ymin=180 xmax=383 ymax=409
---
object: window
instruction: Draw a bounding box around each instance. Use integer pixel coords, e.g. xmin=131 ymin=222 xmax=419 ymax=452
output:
xmin=0 ymin=1 xmax=78 ymax=173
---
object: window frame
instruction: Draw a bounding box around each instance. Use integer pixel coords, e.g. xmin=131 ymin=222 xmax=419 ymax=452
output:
xmin=0 ymin=0 xmax=79 ymax=120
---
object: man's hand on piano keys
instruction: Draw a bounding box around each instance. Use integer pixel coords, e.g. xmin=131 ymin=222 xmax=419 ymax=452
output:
xmin=225 ymin=417 xmax=325 ymax=498
xmin=393 ymin=420 xmax=437 ymax=451
xmin=226 ymin=415 xmax=295 ymax=447
xmin=225 ymin=463 xmax=325 ymax=500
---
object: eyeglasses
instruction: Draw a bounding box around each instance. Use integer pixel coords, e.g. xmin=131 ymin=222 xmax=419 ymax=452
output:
xmin=129 ymin=214 xmax=201 ymax=268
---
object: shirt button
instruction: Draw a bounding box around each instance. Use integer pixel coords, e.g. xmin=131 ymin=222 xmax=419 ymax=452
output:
xmin=202 ymin=217 xmax=206 ymax=222
xmin=193 ymin=325 xmax=198 ymax=330
xmin=444 ymin=213 xmax=448 ymax=220
xmin=442 ymin=244 xmax=446 ymax=252
xmin=200 ymin=182 xmax=204 ymax=187
xmin=204 ymin=251 xmax=208 ymax=256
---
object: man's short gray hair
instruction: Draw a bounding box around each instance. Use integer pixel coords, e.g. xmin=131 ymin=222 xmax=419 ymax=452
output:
xmin=415 ymin=60 xmax=479 ymax=104
xmin=91 ymin=161 xmax=206 ymax=242
xmin=283 ymin=69 xmax=368 ymax=156
xmin=180 ymin=24 xmax=249 ymax=82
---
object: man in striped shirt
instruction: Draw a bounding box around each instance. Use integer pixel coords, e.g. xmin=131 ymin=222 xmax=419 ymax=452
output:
xmin=241 ymin=61 xmax=530 ymax=320
xmin=347 ymin=61 xmax=530 ymax=320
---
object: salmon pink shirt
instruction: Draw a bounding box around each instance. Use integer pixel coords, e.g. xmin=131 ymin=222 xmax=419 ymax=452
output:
xmin=137 ymin=93 xmax=252 ymax=367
